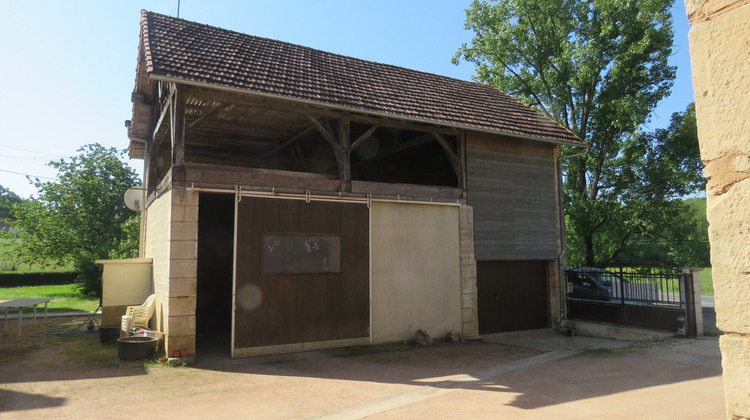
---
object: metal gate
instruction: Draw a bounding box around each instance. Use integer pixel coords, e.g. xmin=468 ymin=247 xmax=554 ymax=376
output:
xmin=564 ymin=267 xmax=696 ymax=337
xmin=477 ymin=261 xmax=550 ymax=334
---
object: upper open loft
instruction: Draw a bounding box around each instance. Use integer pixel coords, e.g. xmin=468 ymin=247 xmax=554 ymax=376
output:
xmin=128 ymin=11 xmax=585 ymax=202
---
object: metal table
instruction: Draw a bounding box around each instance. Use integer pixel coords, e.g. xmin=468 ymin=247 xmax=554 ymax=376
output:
xmin=0 ymin=298 xmax=52 ymax=336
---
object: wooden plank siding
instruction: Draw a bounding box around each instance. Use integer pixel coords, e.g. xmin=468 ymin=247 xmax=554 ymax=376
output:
xmin=466 ymin=132 xmax=560 ymax=261
xmin=234 ymin=197 xmax=369 ymax=350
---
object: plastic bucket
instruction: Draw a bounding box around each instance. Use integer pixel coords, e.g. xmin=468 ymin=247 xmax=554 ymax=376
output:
xmin=117 ymin=336 xmax=158 ymax=360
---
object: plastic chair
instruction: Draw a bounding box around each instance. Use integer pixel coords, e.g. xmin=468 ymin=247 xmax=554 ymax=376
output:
xmin=121 ymin=294 xmax=156 ymax=337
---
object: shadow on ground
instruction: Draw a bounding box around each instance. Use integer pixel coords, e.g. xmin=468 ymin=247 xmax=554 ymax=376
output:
xmin=0 ymin=317 xmax=723 ymax=418
xmin=0 ymin=389 xmax=66 ymax=412
xmin=192 ymin=329 xmax=721 ymax=412
xmin=0 ymin=323 xmax=151 ymax=385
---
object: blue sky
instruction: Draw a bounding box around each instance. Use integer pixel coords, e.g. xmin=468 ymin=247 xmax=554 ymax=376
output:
xmin=0 ymin=1 xmax=694 ymax=198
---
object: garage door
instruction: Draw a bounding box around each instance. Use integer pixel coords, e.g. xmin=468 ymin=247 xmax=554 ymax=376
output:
xmin=477 ymin=260 xmax=549 ymax=334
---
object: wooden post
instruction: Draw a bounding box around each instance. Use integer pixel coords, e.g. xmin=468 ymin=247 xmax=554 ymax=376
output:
xmin=432 ymin=132 xmax=463 ymax=186
xmin=458 ymin=131 xmax=467 ymax=195
xmin=171 ymin=84 xmax=186 ymax=168
xmin=148 ymin=138 xmax=160 ymax=192
xmin=339 ymin=115 xmax=351 ymax=193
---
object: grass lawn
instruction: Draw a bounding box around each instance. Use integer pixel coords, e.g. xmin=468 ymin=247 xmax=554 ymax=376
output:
xmin=0 ymin=284 xmax=99 ymax=314
xmin=700 ymin=267 xmax=714 ymax=296
xmin=0 ymin=238 xmax=74 ymax=273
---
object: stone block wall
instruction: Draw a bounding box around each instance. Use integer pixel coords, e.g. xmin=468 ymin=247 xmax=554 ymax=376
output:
xmin=165 ymin=188 xmax=199 ymax=356
xmin=459 ymin=205 xmax=479 ymax=338
xmin=144 ymin=188 xmax=200 ymax=358
xmin=686 ymin=1 xmax=750 ymax=418
xmin=144 ymin=190 xmax=172 ymax=335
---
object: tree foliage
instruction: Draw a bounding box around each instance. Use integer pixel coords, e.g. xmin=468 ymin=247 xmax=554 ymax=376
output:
xmin=455 ymin=0 xmax=704 ymax=267
xmin=0 ymin=185 xmax=23 ymax=221
xmin=7 ymin=144 xmax=140 ymax=294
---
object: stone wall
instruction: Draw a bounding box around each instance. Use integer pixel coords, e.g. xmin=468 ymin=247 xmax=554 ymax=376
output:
xmin=459 ymin=205 xmax=479 ymax=338
xmin=144 ymin=190 xmax=172 ymax=335
xmin=143 ymin=188 xmax=199 ymax=358
xmin=166 ymin=188 xmax=199 ymax=357
xmin=685 ymin=1 xmax=750 ymax=418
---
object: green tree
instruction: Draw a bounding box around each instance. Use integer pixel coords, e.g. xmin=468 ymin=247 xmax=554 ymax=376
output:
xmin=455 ymin=0 xmax=703 ymax=266
xmin=592 ymin=103 xmax=706 ymax=267
xmin=0 ymin=185 xmax=22 ymax=221
xmin=7 ymin=144 xmax=140 ymax=295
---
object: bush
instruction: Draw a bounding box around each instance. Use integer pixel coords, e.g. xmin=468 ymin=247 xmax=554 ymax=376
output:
xmin=0 ymin=271 xmax=77 ymax=287
xmin=74 ymin=259 xmax=103 ymax=297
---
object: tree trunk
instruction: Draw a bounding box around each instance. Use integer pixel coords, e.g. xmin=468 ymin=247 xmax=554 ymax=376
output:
xmin=584 ymin=233 xmax=595 ymax=266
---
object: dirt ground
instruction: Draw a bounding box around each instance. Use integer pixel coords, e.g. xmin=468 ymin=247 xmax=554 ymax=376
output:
xmin=0 ymin=317 xmax=725 ymax=419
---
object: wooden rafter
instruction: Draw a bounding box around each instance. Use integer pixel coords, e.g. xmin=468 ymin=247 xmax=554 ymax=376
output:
xmin=432 ymin=132 xmax=462 ymax=178
xmin=186 ymin=102 xmax=231 ymax=131
xmin=306 ymin=114 xmax=341 ymax=153
xmin=259 ymin=125 xmax=316 ymax=159
xmin=349 ymin=124 xmax=380 ymax=151
xmin=151 ymin=94 xmax=172 ymax=144
xmin=188 ymin=88 xmax=460 ymax=136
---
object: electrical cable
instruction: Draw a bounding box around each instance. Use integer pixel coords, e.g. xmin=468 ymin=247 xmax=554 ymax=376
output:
xmin=0 ymin=168 xmax=56 ymax=180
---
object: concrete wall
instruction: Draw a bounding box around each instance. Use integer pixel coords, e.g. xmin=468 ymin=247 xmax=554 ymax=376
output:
xmin=685 ymin=1 xmax=750 ymax=418
xmin=143 ymin=188 xmax=199 ymax=357
xmin=370 ymin=201 xmax=463 ymax=344
xmin=97 ymin=258 xmax=153 ymax=326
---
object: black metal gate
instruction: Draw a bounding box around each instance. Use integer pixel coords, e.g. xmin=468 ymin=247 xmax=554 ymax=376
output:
xmin=564 ymin=267 xmax=696 ymax=337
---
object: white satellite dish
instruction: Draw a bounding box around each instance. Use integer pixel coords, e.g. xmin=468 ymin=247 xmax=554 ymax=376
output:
xmin=124 ymin=186 xmax=143 ymax=212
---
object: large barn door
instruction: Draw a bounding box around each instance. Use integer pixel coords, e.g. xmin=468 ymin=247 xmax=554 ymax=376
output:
xmin=477 ymin=261 xmax=549 ymax=334
xmin=233 ymin=197 xmax=369 ymax=357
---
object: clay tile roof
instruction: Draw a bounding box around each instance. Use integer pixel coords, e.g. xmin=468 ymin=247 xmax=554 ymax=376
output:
xmin=139 ymin=10 xmax=585 ymax=147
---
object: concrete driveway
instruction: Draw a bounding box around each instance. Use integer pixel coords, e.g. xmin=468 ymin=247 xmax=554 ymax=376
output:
xmin=0 ymin=322 xmax=724 ymax=420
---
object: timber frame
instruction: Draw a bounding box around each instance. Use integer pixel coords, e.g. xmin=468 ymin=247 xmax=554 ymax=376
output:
xmin=132 ymin=80 xmax=467 ymax=205
xmin=129 ymin=10 xmax=584 ymax=205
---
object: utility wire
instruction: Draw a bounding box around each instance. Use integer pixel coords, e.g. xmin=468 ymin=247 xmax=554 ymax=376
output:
xmin=0 ymin=145 xmax=70 ymax=158
xmin=0 ymin=168 xmax=56 ymax=180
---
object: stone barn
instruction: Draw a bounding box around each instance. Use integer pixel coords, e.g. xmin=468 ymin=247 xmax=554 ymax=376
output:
xmin=126 ymin=11 xmax=586 ymax=358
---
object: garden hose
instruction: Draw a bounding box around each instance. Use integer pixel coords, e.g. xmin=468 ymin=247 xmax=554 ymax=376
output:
xmin=28 ymin=304 xmax=102 ymax=337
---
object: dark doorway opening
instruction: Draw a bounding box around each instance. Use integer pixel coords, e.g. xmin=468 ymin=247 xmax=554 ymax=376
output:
xmin=196 ymin=193 xmax=235 ymax=357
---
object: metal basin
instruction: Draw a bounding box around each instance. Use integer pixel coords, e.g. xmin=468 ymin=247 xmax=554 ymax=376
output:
xmin=117 ymin=336 xmax=158 ymax=360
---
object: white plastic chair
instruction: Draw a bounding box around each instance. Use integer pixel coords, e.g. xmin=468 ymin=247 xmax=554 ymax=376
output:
xmin=120 ymin=294 xmax=156 ymax=337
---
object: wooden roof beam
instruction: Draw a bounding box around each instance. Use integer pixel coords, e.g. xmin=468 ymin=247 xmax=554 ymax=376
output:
xmin=349 ymin=124 xmax=380 ymax=152
xmin=186 ymin=102 xmax=231 ymax=131
xmin=151 ymin=93 xmax=172 ymax=144
xmin=306 ymin=114 xmax=342 ymax=154
xmin=187 ymin=87 xmax=460 ymax=136
xmin=260 ymin=125 xmax=316 ymax=159
xmin=432 ymin=132 xmax=463 ymax=184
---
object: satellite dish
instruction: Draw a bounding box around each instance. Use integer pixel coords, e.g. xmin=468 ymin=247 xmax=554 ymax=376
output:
xmin=124 ymin=186 xmax=143 ymax=212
